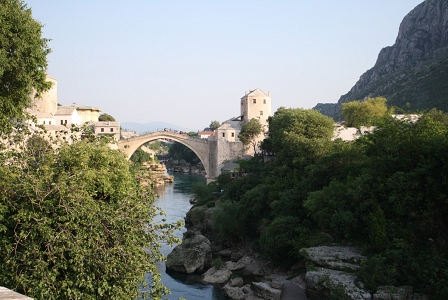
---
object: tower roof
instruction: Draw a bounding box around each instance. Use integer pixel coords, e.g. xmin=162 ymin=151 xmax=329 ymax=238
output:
xmin=245 ymin=88 xmax=269 ymax=97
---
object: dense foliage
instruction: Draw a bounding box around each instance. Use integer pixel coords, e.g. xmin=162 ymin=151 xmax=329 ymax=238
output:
xmin=130 ymin=148 xmax=156 ymax=165
xmin=342 ymin=97 xmax=391 ymax=127
xmin=238 ymin=118 xmax=263 ymax=154
xmin=98 ymin=113 xmax=116 ymax=121
xmin=0 ymin=127 xmax=180 ymax=299
xmin=209 ymin=120 xmax=221 ymax=131
xmin=206 ymin=107 xmax=448 ymax=298
xmin=168 ymin=142 xmax=200 ymax=164
xmin=0 ymin=0 xmax=52 ymax=134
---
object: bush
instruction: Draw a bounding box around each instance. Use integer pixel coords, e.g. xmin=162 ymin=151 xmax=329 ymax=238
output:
xmin=259 ymin=216 xmax=300 ymax=263
xmin=212 ymin=257 xmax=225 ymax=270
xmin=213 ymin=202 xmax=244 ymax=242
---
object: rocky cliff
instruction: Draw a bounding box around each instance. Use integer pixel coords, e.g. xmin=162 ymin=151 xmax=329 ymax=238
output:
xmin=317 ymin=0 xmax=448 ymax=120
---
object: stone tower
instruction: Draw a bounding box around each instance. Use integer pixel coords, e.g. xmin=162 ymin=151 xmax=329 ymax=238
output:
xmin=240 ymin=88 xmax=271 ymax=126
xmin=31 ymin=75 xmax=58 ymax=115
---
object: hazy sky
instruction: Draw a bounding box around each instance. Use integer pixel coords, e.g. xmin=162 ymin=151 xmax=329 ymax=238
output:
xmin=26 ymin=0 xmax=423 ymax=131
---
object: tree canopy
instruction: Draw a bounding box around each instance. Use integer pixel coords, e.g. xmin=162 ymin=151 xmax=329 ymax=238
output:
xmin=98 ymin=113 xmax=116 ymax=121
xmin=0 ymin=0 xmax=51 ymax=133
xmin=204 ymin=107 xmax=448 ymax=298
xmin=0 ymin=127 xmax=180 ymax=299
xmin=238 ymin=118 xmax=263 ymax=154
xmin=342 ymin=97 xmax=391 ymax=127
xmin=209 ymin=120 xmax=221 ymax=131
xmin=267 ymin=107 xmax=334 ymax=164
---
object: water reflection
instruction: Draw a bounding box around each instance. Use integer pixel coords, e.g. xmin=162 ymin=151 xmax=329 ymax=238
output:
xmin=149 ymin=173 xmax=229 ymax=300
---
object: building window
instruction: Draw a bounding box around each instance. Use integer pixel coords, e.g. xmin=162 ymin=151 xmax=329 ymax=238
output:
xmin=43 ymin=121 xmax=46 ymax=124
xmin=61 ymin=120 xmax=63 ymax=125
xmin=263 ymin=99 xmax=266 ymax=104
xmin=253 ymin=99 xmax=256 ymax=103
xmin=231 ymin=132 xmax=234 ymax=137
xmin=110 ymin=128 xmax=114 ymax=132
xmin=260 ymin=111 xmax=263 ymax=115
xmin=101 ymin=128 xmax=104 ymax=132
xmin=64 ymin=120 xmax=67 ymax=124
xmin=222 ymin=133 xmax=225 ymax=137
xmin=49 ymin=121 xmax=51 ymax=125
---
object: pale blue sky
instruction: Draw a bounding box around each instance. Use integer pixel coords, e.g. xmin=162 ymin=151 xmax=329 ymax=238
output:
xmin=26 ymin=0 xmax=423 ymax=131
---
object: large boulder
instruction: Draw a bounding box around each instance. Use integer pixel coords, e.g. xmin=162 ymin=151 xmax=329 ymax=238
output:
xmin=166 ymin=234 xmax=212 ymax=273
xmin=203 ymin=207 xmax=220 ymax=232
xmin=223 ymin=284 xmax=246 ymax=300
xmin=305 ymin=268 xmax=371 ymax=300
xmin=300 ymin=246 xmax=366 ymax=271
xmin=251 ymin=281 xmax=282 ymax=300
xmin=202 ymin=266 xmax=232 ymax=284
xmin=372 ymin=286 xmax=429 ymax=300
xmin=185 ymin=205 xmax=207 ymax=230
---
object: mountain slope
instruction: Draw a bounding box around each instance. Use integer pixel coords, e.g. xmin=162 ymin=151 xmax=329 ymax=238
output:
xmin=317 ymin=0 xmax=448 ymax=120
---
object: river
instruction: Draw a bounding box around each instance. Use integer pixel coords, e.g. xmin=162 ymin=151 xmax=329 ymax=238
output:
xmin=150 ymin=173 xmax=229 ymax=300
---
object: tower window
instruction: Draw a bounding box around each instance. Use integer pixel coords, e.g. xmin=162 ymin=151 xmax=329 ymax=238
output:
xmin=222 ymin=133 xmax=225 ymax=137
xmin=260 ymin=111 xmax=263 ymax=115
xmin=263 ymin=99 xmax=266 ymax=104
xmin=253 ymin=99 xmax=256 ymax=103
xmin=231 ymin=132 xmax=235 ymax=137
xmin=110 ymin=128 xmax=114 ymax=132
xmin=101 ymin=128 xmax=104 ymax=132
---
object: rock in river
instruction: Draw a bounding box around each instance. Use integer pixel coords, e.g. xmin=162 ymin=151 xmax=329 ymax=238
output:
xmin=166 ymin=234 xmax=212 ymax=274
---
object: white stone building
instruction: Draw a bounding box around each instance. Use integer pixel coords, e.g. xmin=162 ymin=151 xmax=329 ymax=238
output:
xmin=208 ymin=88 xmax=272 ymax=177
xmin=94 ymin=121 xmax=121 ymax=141
xmin=240 ymin=88 xmax=272 ymax=128
xmin=27 ymin=75 xmax=119 ymax=139
xmin=54 ymin=107 xmax=81 ymax=126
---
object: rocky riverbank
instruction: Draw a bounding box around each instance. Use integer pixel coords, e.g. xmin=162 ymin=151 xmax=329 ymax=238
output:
xmin=166 ymin=204 xmax=430 ymax=300
xmin=137 ymin=162 xmax=174 ymax=187
xmin=165 ymin=159 xmax=206 ymax=175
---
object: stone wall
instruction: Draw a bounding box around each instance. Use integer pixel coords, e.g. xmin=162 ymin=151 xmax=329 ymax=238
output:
xmin=31 ymin=75 xmax=57 ymax=115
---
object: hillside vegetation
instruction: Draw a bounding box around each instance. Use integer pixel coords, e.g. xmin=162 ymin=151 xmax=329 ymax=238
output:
xmin=199 ymin=107 xmax=448 ymax=299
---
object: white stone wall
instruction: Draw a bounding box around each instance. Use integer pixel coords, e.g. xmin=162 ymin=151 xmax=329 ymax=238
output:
xmin=94 ymin=121 xmax=120 ymax=141
xmin=240 ymin=89 xmax=271 ymax=127
xmin=54 ymin=110 xmax=81 ymax=126
xmin=78 ymin=109 xmax=100 ymax=124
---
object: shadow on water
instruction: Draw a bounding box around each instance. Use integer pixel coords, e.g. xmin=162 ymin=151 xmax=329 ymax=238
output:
xmin=147 ymin=173 xmax=229 ymax=300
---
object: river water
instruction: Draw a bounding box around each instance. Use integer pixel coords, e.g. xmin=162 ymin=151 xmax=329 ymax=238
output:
xmin=150 ymin=173 xmax=229 ymax=300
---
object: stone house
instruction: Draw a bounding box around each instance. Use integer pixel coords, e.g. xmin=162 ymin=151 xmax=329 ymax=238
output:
xmin=27 ymin=75 xmax=120 ymax=139
xmin=54 ymin=107 xmax=81 ymax=126
xmin=208 ymin=88 xmax=272 ymax=177
xmin=94 ymin=121 xmax=121 ymax=141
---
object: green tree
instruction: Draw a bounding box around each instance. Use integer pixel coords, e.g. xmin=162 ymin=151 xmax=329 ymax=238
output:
xmin=342 ymin=97 xmax=391 ymax=127
xmin=0 ymin=0 xmax=52 ymax=134
xmin=209 ymin=120 xmax=221 ymax=131
xmin=98 ymin=113 xmax=116 ymax=121
xmin=268 ymin=107 xmax=334 ymax=164
xmin=238 ymin=118 xmax=263 ymax=154
xmin=0 ymin=127 xmax=180 ymax=299
xmin=130 ymin=148 xmax=154 ymax=165
xmin=168 ymin=142 xmax=199 ymax=164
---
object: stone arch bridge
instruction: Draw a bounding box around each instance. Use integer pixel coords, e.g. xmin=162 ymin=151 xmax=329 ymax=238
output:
xmin=118 ymin=131 xmax=212 ymax=179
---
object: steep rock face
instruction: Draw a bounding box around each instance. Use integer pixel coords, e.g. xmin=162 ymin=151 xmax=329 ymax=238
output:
xmin=323 ymin=0 xmax=448 ymax=120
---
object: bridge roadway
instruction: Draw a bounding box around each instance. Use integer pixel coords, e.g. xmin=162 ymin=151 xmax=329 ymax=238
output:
xmin=118 ymin=130 xmax=211 ymax=179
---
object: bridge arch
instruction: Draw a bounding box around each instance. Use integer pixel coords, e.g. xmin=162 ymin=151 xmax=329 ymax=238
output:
xmin=118 ymin=131 xmax=210 ymax=177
